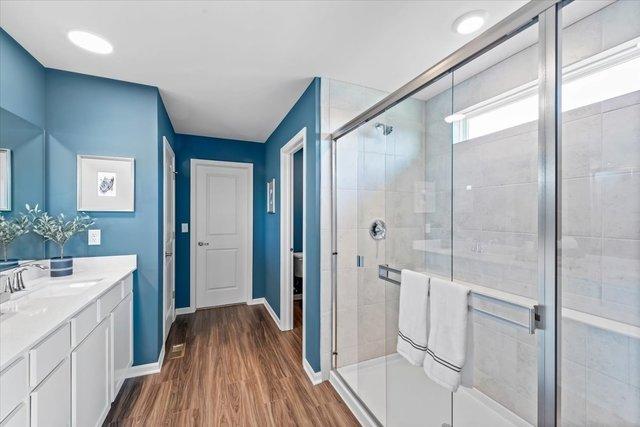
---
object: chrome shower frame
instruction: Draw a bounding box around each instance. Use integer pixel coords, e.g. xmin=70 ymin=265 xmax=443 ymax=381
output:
xmin=329 ymin=1 xmax=565 ymax=425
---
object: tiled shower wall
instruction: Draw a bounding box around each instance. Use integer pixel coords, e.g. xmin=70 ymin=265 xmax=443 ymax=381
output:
xmin=322 ymin=79 xmax=429 ymax=367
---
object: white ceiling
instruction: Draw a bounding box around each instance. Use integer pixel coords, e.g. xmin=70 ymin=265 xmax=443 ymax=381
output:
xmin=0 ymin=1 xmax=527 ymax=142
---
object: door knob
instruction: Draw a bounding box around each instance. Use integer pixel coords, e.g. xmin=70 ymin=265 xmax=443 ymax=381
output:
xmin=198 ymin=241 xmax=209 ymax=246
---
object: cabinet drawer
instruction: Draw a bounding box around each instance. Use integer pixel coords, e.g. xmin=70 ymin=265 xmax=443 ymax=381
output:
xmin=29 ymin=323 xmax=70 ymax=388
xmin=30 ymin=359 xmax=70 ymax=427
xmin=98 ymin=283 xmax=123 ymax=320
xmin=0 ymin=358 xmax=28 ymax=421
xmin=121 ymin=274 xmax=133 ymax=297
xmin=71 ymin=302 xmax=98 ymax=347
xmin=0 ymin=402 xmax=27 ymax=427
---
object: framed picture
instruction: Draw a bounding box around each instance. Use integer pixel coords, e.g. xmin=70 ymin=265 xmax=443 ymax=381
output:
xmin=266 ymin=178 xmax=276 ymax=214
xmin=77 ymin=155 xmax=134 ymax=211
xmin=0 ymin=149 xmax=11 ymax=211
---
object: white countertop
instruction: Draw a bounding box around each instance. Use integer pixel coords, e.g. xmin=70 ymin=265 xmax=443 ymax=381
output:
xmin=0 ymin=255 xmax=137 ymax=371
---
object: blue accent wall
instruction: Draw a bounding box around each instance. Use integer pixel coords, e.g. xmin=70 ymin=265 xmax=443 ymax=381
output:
xmin=173 ymin=134 xmax=266 ymax=308
xmin=0 ymin=29 xmax=45 ymax=128
xmin=264 ymin=78 xmax=322 ymax=371
xmin=45 ymin=69 xmax=164 ymax=365
xmin=293 ymin=149 xmax=303 ymax=252
xmin=156 ymin=91 xmax=176 ymax=349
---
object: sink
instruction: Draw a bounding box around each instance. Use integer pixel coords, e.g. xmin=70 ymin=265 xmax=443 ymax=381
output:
xmin=2 ymin=278 xmax=104 ymax=302
xmin=29 ymin=279 xmax=103 ymax=298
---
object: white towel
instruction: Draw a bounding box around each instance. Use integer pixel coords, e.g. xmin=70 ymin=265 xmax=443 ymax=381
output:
xmin=423 ymin=278 xmax=470 ymax=392
xmin=396 ymin=270 xmax=430 ymax=366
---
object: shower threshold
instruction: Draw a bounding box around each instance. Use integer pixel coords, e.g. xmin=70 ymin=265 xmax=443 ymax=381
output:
xmin=336 ymin=354 xmax=531 ymax=427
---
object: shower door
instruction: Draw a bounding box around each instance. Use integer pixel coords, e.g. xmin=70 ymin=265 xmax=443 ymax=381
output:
xmin=335 ymin=114 xmax=391 ymax=423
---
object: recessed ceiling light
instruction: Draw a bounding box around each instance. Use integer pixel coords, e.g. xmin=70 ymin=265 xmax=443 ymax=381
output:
xmin=444 ymin=113 xmax=465 ymax=123
xmin=67 ymin=30 xmax=113 ymax=54
xmin=453 ymin=10 xmax=488 ymax=35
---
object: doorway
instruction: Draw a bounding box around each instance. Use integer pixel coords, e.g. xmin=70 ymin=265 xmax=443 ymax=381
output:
xmin=279 ymin=128 xmax=306 ymax=360
xmin=163 ymin=137 xmax=176 ymax=342
xmin=190 ymin=159 xmax=253 ymax=309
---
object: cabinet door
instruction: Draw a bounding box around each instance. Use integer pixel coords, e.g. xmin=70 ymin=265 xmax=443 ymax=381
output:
xmin=30 ymin=359 xmax=70 ymax=427
xmin=71 ymin=319 xmax=109 ymax=427
xmin=110 ymin=293 xmax=132 ymax=400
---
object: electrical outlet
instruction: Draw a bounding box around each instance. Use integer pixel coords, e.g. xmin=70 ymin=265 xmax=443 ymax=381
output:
xmin=181 ymin=223 xmax=189 ymax=233
xmin=88 ymin=229 xmax=101 ymax=246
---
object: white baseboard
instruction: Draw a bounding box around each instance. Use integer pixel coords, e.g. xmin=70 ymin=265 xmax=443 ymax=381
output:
xmin=175 ymin=306 xmax=195 ymax=315
xmin=125 ymin=344 xmax=165 ymax=379
xmin=303 ymin=359 xmax=323 ymax=385
xmin=330 ymin=370 xmax=378 ymax=427
xmin=263 ymin=298 xmax=283 ymax=330
xmin=248 ymin=297 xmax=283 ymax=330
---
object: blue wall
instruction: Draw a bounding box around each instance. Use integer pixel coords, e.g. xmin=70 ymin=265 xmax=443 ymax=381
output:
xmin=0 ymin=29 xmax=45 ymax=128
xmin=173 ymin=134 xmax=266 ymax=308
xmin=156 ymin=91 xmax=176 ymax=349
xmin=264 ymin=78 xmax=322 ymax=371
xmin=293 ymin=149 xmax=303 ymax=252
xmin=45 ymin=69 xmax=164 ymax=365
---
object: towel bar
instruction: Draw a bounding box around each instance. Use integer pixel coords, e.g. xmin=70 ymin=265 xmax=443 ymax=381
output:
xmin=378 ymin=264 xmax=541 ymax=334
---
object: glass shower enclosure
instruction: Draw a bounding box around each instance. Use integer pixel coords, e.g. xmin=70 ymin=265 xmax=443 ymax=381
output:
xmin=330 ymin=1 xmax=640 ymax=425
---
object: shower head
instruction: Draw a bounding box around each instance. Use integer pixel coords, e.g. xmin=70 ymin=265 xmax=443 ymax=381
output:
xmin=374 ymin=122 xmax=393 ymax=136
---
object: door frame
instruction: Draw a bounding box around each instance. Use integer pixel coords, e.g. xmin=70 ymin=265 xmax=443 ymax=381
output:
xmin=279 ymin=128 xmax=306 ymax=355
xmin=162 ymin=137 xmax=176 ymax=342
xmin=189 ymin=159 xmax=254 ymax=310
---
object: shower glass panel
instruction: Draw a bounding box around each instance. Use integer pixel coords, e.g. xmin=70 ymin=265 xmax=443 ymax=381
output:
xmin=559 ymin=1 xmax=640 ymax=425
xmin=383 ymin=74 xmax=454 ymax=426
xmin=335 ymin=113 xmax=391 ymax=420
xmin=450 ymin=21 xmax=540 ymax=426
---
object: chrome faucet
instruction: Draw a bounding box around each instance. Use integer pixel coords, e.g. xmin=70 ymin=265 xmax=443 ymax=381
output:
xmin=1 ymin=263 xmax=49 ymax=293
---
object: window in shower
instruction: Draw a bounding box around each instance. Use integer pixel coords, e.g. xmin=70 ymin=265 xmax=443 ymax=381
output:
xmin=449 ymin=36 xmax=640 ymax=144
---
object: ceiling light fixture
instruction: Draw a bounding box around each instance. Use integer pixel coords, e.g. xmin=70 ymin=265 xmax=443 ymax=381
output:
xmin=67 ymin=30 xmax=113 ymax=54
xmin=453 ymin=10 xmax=488 ymax=35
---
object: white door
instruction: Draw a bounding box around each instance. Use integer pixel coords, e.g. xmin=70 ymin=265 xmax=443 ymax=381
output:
xmin=194 ymin=161 xmax=251 ymax=308
xmin=164 ymin=139 xmax=175 ymax=339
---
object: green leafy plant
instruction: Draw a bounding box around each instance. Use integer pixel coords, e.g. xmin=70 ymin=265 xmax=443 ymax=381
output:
xmin=26 ymin=204 xmax=94 ymax=259
xmin=0 ymin=214 xmax=30 ymax=261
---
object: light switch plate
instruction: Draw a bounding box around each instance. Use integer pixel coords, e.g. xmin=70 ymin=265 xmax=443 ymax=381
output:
xmin=181 ymin=223 xmax=189 ymax=233
xmin=88 ymin=229 xmax=101 ymax=245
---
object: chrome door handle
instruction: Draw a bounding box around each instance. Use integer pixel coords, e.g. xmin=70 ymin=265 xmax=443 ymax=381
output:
xmin=198 ymin=242 xmax=209 ymax=246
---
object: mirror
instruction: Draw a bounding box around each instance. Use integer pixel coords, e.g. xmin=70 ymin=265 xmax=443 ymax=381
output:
xmin=0 ymin=107 xmax=45 ymax=266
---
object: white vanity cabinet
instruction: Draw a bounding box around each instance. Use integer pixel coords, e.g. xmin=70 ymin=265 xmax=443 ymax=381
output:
xmin=71 ymin=319 xmax=110 ymax=427
xmin=0 ymin=271 xmax=135 ymax=427
xmin=30 ymin=359 xmax=70 ymax=427
xmin=110 ymin=292 xmax=133 ymax=400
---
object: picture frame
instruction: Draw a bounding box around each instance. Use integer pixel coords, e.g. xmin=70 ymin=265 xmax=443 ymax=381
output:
xmin=0 ymin=149 xmax=11 ymax=211
xmin=77 ymin=154 xmax=135 ymax=211
xmin=267 ymin=178 xmax=276 ymax=214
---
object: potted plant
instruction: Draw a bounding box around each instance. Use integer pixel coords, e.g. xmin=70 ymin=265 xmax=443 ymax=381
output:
xmin=27 ymin=205 xmax=94 ymax=277
xmin=0 ymin=214 xmax=30 ymax=270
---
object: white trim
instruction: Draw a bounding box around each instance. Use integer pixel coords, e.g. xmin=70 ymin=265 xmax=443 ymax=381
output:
xmin=247 ymin=297 xmax=265 ymax=305
xmin=125 ymin=344 xmax=165 ymax=379
xmin=278 ymin=127 xmax=307 ymax=364
xmin=263 ymin=298 xmax=283 ymax=330
xmin=303 ymin=359 xmax=322 ymax=386
xmin=175 ymin=307 xmax=196 ymax=316
xmin=162 ymin=137 xmax=176 ymax=347
xmin=189 ymin=159 xmax=254 ymax=310
xmin=329 ymin=371 xmax=378 ymax=427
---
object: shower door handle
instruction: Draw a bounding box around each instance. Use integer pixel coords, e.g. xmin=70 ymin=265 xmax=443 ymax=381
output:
xmin=356 ymin=255 xmax=364 ymax=268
